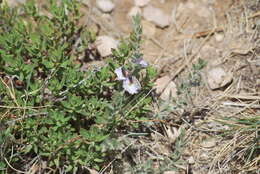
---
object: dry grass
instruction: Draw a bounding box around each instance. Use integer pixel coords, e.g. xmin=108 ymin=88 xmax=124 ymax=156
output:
xmin=139 ymin=0 xmax=260 ymax=174
xmin=2 ymin=0 xmax=259 ymax=173
xmin=69 ymin=0 xmax=260 ymax=172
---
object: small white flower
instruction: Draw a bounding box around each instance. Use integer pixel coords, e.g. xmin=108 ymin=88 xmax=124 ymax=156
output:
xmin=133 ymin=58 xmax=148 ymax=68
xmin=123 ymin=76 xmax=141 ymax=94
xmin=138 ymin=59 xmax=148 ymax=68
xmin=115 ymin=67 xmax=128 ymax=81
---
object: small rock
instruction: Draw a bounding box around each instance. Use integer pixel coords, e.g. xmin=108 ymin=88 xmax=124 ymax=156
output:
xmin=141 ymin=20 xmax=156 ymax=36
xmin=95 ymin=36 xmax=118 ymax=57
xmin=255 ymin=19 xmax=260 ymax=26
xmin=200 ymin=151 xmax=210 ymax=161
xmin=4 ymin=0 xmax=26 ymax=7
xmin=79 ymin=0 xmax=90 ymax=5
xmin=96 ymin=0 xmax=115 ymax=13
xmin=86 ymin=167 xmax=99 ymax=174
xmin=155 ymin=76 xmax=177 ymax=100
xmin=164 ymin=171 xmax=178 ymax=174
xmin=215 ymin=33 xmax=224 ymax=42
xmin=127 ymin=6 xmax=142 ymax=18
xmin=207 ymin=67 xmax=233 ymax=90
xmin=161 ymin=82 xmax=177 ymax=100
xmin=187 ymin=156 xmax=195 ymax=164
xmin=201 ymin=138 xmax=217 ymax=148
xmin=143 ymin=6 xmax=170 ymax=28
xmin=165 ymin=126 xmax=181 ymax=143
xmin=134 ymin=0 xmax=150 ymax=7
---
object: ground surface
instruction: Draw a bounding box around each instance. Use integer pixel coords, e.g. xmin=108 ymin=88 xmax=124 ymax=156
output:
xmin=4 ymin=0 xmax=260 ymax=173
xmin=82 ymin=1 xmax=260 ymax=173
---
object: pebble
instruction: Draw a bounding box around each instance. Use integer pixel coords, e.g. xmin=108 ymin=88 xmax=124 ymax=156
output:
xmin=143 ymin=6 xmax=170 ymax=28
xmin=201 ymin=138 xmax=217 ymax=148
xmin=78 ymin=0 xmax=90 ymax=5
xmin=95 ymin=36 xmax=118 ymax=57
xmin=164 ymin=171 xmax=178 ymax=174
xmin=127 ymin=6 xmax=142 ymax=18
xmin=4 ymin=0 xmax=26 ymax=7
xmin=255 ymin=19 xmax=260 ymax=26
xmin=215 ymin=33 xmax=224 ymax=42
xmin=134 ymin=0 xmax=150 ymax=7
xmin=96 ymin=0 xmax=115 ymax=13
xmin=207 ymin=67 xmax=233 ymax=90
xmin=155 ymin=76 xmax=178 ymax=100
xmin=187 ymin=156 xmax=195 ymax=164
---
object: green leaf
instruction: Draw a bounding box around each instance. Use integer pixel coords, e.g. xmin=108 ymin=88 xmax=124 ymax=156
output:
xmin=30 ymin=33 xmax=41 ymax=45
xmin=94 ymin=158 xmax=104 ymax=163
xmin=40 ymin=21 xmax=54 ymax=36
xmin=42 ymin=60 xmax=54 ymax=69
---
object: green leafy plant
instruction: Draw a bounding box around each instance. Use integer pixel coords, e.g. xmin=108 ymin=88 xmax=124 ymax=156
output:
xmin=176 ymin=58 xmax=206 ymax=107
xmin=0 ymin=1 xmax=155 ymax=172
xmin=126 ymin=128 xmax=186 ymax=174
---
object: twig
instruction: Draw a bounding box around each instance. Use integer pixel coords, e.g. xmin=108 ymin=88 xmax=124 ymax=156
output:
xmin=99 ymin=140 xmax=136 ymax=174
xmin=124 ymin=89 xmax=153 ymax=118
xmin=4 ymin=158 xmax=27 ymax=174
xmin=222 ymin=102 xmax=260 ymax=109
xmin=225 ymin=95 xmax=260 ymax=100
xmin=0 ymin=77 xmax=19 ymax=107
xmin=58 ymin=67 xmax=101 ymax=97
xmin=248 ymin=11 xmax=260 ymax=19
xmin=0 ymin=105 xmax=50 ymax=109
xmin=6 ymin=112 xmax=48 ymax=125
xmin=127 ymin=119 xmax=179 ymax=127
xmin=226 ymin=100 xmax=260 ymax=117
xmin=169 ymin=27 xmax=224 ymax=41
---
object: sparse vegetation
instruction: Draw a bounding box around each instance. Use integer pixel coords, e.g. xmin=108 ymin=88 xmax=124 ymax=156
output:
xmin=0 ymin=0 xmax=259 ymax=174
xmin=0 ymin=1 xmax=155 ymax=172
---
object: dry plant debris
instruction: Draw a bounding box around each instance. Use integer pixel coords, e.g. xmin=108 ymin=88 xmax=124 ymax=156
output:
xmin=1 ymin=0 xmax=259 ymax=173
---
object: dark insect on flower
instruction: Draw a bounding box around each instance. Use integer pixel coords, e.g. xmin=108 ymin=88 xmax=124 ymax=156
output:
xmin=114 ymin=67 xmax=129 ymax=81
xmin=114 ymin=67 xmax=142 ymax=94
xmin=123 ymin=76 xmax=141 ymax=94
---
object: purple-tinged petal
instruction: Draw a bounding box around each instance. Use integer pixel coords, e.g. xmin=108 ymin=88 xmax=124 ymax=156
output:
xmin=115 ymin=67 xmax=128 ymax=81
xmin=133 ymin=58 xmax=148 ymax=68
xmin=123 ymin=76 xmax=141 ymax=94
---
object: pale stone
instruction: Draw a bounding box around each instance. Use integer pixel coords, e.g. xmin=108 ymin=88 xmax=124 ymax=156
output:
xmin=201 ymin=138 xmax=217 ymax=148
xmin=4 ymin=0 xmax=26 ymax=7
xmin=215 ymin=33 xmax=224 ymax=42
xmin=143 ymin=6 xmax=170 ymax=28
xmin=155 ymin=76 xmax=170 ymax=93
xmin=96 ymin=0 xmax=115 ymax=13
xmin=161 ymin=82 xmax=177 ymax=100
xmin=164 ymin=170 xmax=178 ymax=174
xmin=96 ymin=36 xmax=118 ymax=57
xmin=155 ymin=76 xmax=177 ymax=100
xmin=207 ymin=67 xmax=233 ymax=89
xmin=188 ymin=156 xmax=195 ymax=164
xmin=134 ymin=0 xmax=150 ymax=7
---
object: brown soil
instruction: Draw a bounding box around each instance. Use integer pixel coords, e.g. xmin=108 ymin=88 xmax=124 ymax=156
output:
xmin=80 ymin=0 xmax=260 ymax=173
xmin=32 ymin=0 xmax=259 ymax=173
